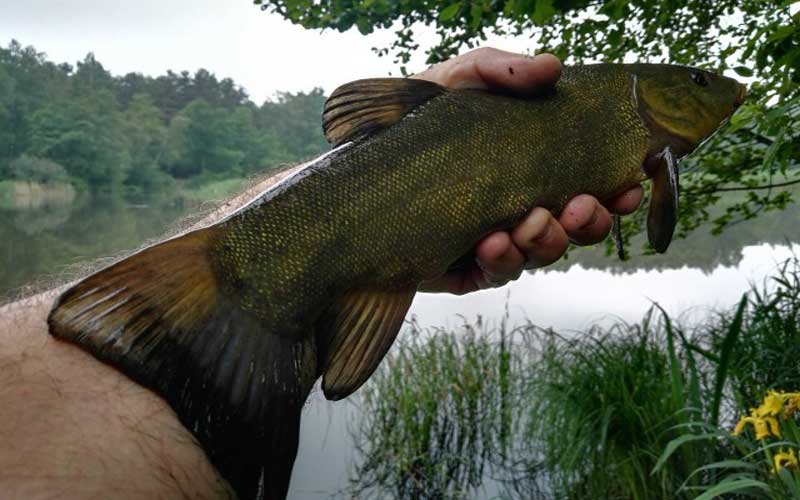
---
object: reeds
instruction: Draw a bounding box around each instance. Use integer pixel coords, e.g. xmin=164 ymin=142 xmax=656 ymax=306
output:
xmin=348 ymin=256 xmax=800 ymax=499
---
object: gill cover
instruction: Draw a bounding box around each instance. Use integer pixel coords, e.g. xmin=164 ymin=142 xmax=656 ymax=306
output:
xmin=632 ymin=64 xmax=745 ymax=253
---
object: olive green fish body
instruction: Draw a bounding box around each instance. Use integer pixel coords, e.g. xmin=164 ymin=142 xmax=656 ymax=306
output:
xmin=48 ymin=63 xmax=744 ymax=500
xmin=215 ymin=65 xmax=651 ymax=330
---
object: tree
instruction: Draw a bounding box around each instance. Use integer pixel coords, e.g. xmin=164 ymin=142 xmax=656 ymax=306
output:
xmin=257 ymin=88 xmax=329 ymax=160
xmin=7 ymin=154 xmax=68 ymax=184
xmin=166 ymin=98 xmax=244 ymax=179
xmin=71 ymin=53 xmax=114 ymax=97
xmin=27 ymin=89 xmax=130 ymax=190
xmin=122 ymin=93 xmax=174 ymax=195
xmin=0 ymin=65 xmax=15 ymax=175
xmin=0 ymin=40 xmax=71 ymax=162
xmin=256 ymin=0 xmax=799 ymax=248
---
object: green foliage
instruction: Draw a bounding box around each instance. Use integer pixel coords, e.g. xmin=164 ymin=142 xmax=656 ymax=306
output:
xmin=524 ymin=316 xmax=709 ymax=499
xmin=257 ymin=88 xmax=329 ymax=160
xmin=0 ymin=40 xmax=329 ymax=196
xmin=257 ymin=0 xmax=800 ymax=248
xmin=351 ymin=257 xmax=800 ymax=498
xmin=703 ymin=256 xmax=800 ymax=412
xmin=7 ymin=155 xmax=68 ymax=184
xmin=350 ymin=319 xmax=523 ymax=499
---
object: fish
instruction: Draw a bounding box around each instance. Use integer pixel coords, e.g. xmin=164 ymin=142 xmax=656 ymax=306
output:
xmin=47 ymin=63 xmax=745 ymax=499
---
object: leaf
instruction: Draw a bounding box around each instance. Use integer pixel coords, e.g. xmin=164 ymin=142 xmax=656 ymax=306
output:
xmin=652 ymin=433 xmax=717 ymax=474
xmin=734 ymin=66 xmax=754 ymax=77
xmin=470 ymin=3 xmax=483 ymax=30
xmin=680 ymin=460 xmax=758 ymax=491
xmin=710 ymin=295 xmax=747 ymax=428
xmin=532 ymin=0 xmax=555 ymax=25
xmin=439 ymin=3 xmax=462 ymax=22
xmin=729 ymin=104 xmax=759 ymax=132
xmin=355 ymin=16 xmax=372 ymax=35
xmin=654 ymin=303 xmax=685 ymax=415
xmin=693 ymin=478 xmax=771 ymax=500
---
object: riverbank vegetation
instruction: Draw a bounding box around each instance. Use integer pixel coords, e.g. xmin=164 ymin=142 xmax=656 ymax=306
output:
xmin=350 ymin=256 xmax=800 ymax=499
xmin=0 ymin=40 xmax=328 ymax=200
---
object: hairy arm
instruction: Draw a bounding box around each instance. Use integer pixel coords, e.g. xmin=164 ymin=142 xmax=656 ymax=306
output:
xmin=0 ymin=293 xmax=232 ymax=499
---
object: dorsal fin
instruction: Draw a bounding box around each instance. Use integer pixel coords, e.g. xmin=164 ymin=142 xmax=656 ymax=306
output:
xmin=323 ymin=78 xmax=445 ymax=146
xmin=318 ymin=286 xmax=416 ymax=400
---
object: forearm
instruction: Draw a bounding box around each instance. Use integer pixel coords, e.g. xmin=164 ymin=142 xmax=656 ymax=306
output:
xmin=0 ymin=292 xmax=233 ymax=499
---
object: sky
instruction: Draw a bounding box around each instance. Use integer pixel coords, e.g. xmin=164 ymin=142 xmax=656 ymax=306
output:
xmin=0 ymin=0 xmax=533 ymax=104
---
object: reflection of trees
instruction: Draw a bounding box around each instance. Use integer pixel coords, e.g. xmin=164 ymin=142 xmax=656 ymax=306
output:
xmin=0 ymin=194 xmax=188 ymax=298
xmin=551 ymin=188 xmax=800 ymax=275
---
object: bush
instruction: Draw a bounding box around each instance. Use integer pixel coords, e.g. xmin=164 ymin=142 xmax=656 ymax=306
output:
xmin=8 ymin=155 xmax=69 ymax=184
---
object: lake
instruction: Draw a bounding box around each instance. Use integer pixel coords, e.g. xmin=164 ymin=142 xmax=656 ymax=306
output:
xmin=2 ymin=189 xmax=798 ymax=499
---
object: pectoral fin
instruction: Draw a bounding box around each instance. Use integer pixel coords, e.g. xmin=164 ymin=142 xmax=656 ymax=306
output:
xmin=323 ymin=78 xmax=445 ymax=146
xmin=319 ymin=287 xmax=416 ymax=400
xmin=647 ymin=146 xmax=679 ymax=253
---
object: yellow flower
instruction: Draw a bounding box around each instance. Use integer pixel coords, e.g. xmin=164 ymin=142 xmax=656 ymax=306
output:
xmin=786 ymin=395 xmax=800 ymax=416
xmin=733 ymin=409 xmax=781 ymax=440
xmin=756 ymin=391 xmax=786 ymax=418
xmin=774 ymin=449 xmax=799 ymax=472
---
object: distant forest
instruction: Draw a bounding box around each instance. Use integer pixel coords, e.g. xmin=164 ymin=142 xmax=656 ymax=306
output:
xmin=0 ymin=40 xmax=329 ymax=196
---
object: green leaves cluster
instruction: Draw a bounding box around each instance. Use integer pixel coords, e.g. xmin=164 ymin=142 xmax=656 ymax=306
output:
xmin=256 ymin=0 xmax=799 ymax=246
xmin=0 ymin=40 xmax=329 ymax=196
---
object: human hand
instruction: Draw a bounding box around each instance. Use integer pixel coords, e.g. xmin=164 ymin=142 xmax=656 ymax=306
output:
xmin=414 ymin=48 xmax=644 ymax=295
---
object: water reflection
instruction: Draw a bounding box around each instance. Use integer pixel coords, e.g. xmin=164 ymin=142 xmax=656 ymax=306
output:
xmin=409 ymin=243 xmax=800 ymax=333
xmin=0 ymin=194 xmax=190 ymax=298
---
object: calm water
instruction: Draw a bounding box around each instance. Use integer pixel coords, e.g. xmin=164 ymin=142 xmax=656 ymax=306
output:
xmin=2 ymin=192 xmax=799 ymax=499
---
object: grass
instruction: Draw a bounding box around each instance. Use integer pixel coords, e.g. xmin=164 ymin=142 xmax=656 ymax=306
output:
xmin=348 ymin=318 xmax=525 ymax=499
xmin=348 ymin=256 xmax=800 ymax=499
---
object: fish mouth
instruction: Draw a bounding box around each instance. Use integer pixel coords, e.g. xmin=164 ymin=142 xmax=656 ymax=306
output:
xmin=735 ymin=83 xmax=747 ymax=107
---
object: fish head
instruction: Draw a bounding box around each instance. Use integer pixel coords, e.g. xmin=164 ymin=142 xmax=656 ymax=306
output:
xmin=633 ymin=64 xmax=746 ymax=161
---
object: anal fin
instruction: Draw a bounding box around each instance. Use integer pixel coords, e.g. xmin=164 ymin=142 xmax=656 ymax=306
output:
xmin=319 ymin=287 xmax=416 ymax=401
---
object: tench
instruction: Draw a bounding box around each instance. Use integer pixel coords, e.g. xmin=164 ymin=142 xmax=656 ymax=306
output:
xmin=48 ymin=64 xmax=745 ymax=499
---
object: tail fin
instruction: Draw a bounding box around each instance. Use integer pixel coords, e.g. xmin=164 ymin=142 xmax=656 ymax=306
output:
xmin=48 ymin=227 xmax=316 ymax=500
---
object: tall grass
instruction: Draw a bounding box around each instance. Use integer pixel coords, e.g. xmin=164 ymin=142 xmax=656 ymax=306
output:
xmin=348 ymin=257 xmax=800 ymax=499
xmin=523 ymin=316 xmax=704 ymax=499
xmin=347 ymin=317 xmax=532 ymax=499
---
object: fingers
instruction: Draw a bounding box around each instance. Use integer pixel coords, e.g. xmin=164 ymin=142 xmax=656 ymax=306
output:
xmin=413 ymin=47 xmax=562 ymax=95
xmin=510 ymin=207 xmax=569 ymax=269
xmin=607 ymin=185 xmax=644 ymax=214
xmin=474 ymin=232 xmax=525 ymax=285
xmin=558 ymin=195 xmax=614 ymax=246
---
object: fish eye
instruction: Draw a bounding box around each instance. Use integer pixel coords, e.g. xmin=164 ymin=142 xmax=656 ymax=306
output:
xmin=690 ymin=71 xmax=709 ymax=87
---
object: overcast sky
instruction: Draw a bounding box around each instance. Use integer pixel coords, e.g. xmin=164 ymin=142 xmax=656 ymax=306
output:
xmin=0 ymin=0 xmax=534 ymax=103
